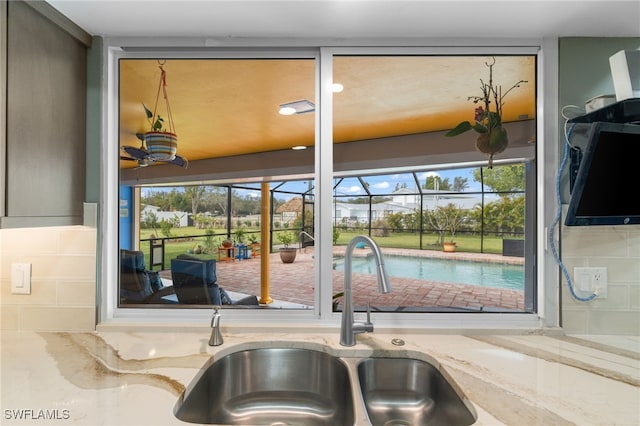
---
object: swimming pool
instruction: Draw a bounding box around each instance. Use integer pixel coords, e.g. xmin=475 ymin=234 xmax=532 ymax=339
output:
xmin=334 ymin=255 xmax=524 ymax=290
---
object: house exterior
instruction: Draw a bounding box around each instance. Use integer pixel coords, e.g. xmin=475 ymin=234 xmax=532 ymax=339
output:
xmin=335 ymin=188 xmax=482 ymax=224
xmin=141 ymin=205 xmax=189 ymax=228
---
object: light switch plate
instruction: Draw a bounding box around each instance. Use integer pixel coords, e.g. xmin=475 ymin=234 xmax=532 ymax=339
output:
xmin=11 ymin=263 xmax=31 ymax=295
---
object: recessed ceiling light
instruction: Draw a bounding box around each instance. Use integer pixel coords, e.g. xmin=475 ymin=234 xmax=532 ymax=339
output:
xmin=279 ymin=99 xmax=315 ymax=115
xmin=332 ymin=83 xmax=344 ymax=93
xmin=291 ymin=145 xmax=307 ymax=150
xmin=279 ymin=106 xmax=297 ymax=116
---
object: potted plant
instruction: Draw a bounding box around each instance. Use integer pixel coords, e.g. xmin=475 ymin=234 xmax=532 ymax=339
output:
xmin=203 ymin=230 xmax=217 ymax=254
xmin=143 ymin=103 xmax=177 ymax=162
xmin=445 ymin=57 xmax=527 ymax=168
xmin=277 ymin=231 xmax=297 ymax=263
xmin=233 ymin=227 xmax=246 ymax=245
xmin=427 ymin=204 xmax=465 ymax=252
xmin=142 ymin=62 xmax=178 ymax=162
xmin=442 ymin=204 xmax=465 ymax=252
xmin=247 ymin=234 xmax=261 ymax=257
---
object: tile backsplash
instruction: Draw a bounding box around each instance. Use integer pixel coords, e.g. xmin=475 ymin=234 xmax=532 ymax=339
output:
xmin=1 ymin=223 xmax=636 ymax=334
xmin=0 ymin=226 xmax=97 ymax=331
xmin=561 ymin=224 xmax=640 ymax=335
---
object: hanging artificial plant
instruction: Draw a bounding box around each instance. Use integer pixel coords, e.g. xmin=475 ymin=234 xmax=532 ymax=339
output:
xmin=143 ymin=59 xmax=178 ymax=162
xmin=445 ymin=57 xmax=527 ymax=167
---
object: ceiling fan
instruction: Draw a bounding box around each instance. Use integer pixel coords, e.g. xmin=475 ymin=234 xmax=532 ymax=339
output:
xmin=120 ymin=132 xmax=188 ymax=168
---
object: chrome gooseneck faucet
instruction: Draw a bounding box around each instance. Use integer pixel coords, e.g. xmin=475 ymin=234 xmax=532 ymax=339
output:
xmin=208 ymin=306 xmax=224 ymax=346
xmin=340 ymin=235 xmax=392 ymax=346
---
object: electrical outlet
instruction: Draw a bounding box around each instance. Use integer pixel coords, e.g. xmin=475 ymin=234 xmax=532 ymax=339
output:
xmin=573 ymin=267 xmax=608 ymax=299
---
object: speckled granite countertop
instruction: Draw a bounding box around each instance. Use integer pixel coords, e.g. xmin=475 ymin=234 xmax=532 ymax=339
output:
xmin=1 ymin=330 xmax=638 ymax=425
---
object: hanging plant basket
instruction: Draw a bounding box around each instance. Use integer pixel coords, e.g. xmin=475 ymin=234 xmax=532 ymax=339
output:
xmin=475 ymin=125 xmax=509 ymax=167
xmin=141 ymin=60 xmax=180 ymax=162
xmin=144 ymin=131 xmax=178 ymax=161
xmin=445 ymin=57 xmax=527 ymax=168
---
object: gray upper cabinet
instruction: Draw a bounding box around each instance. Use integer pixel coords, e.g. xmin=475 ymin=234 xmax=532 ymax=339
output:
xmin=1 ymin=0 xmax=90 ymax=228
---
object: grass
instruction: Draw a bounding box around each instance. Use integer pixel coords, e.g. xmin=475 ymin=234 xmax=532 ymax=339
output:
xmin=138 ymin=226 xmax=508 ymax=270
xmin=335 ymin=230 xmax=503 ymax=254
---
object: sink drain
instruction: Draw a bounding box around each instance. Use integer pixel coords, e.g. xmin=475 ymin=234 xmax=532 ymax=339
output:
xmin=391 ymin=338 xmax=405 ymax=346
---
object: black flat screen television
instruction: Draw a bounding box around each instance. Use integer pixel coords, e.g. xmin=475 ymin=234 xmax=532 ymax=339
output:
xmin=565 ymin=122 xmax=640 ymax=226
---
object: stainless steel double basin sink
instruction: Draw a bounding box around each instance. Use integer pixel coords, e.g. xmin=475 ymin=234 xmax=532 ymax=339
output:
xmin=174 ymin=345 xmax=477 ymax=426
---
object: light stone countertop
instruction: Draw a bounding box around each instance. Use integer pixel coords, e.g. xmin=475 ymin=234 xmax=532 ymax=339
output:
xmin=1 ymin=330 xmax=638 ymax=425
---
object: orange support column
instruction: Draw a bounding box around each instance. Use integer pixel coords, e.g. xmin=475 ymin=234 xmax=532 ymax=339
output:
xmin=259 ymin=183 xmax=273 ymax=304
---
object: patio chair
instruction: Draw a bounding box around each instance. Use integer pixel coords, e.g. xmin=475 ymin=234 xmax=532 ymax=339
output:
xmin=120 ymin=249 xmax=176 ymax=304
xmin=171 ymin=255 xmax=226 ymax=305
xmin=171 ymin=254 xmax=259 ymax=306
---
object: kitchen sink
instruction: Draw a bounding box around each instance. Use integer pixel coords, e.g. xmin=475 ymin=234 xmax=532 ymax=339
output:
xmin=174 ymin=347 xmax=355 ymax=425
xmin=357 ymin=357 xmax=477 ymax=426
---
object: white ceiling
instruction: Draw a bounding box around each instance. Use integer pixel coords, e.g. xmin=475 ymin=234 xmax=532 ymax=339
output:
xmin=46 ymin=1 xmax=640 ymax=39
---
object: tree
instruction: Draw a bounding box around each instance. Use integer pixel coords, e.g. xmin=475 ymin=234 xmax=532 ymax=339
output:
xmin=142 ymin=190 xmax=172 ymax=211
xmin=473 ymin=195 xmax=525 ymax=235
xmin=141 ymin=210 xmax=159 ymax=231
xmin=386 ymin=212 xmax=405 ymax=231
xmin=424 ymin=207 xmax=448 ymax=245
xmin=203 ymin=187 xmax=229 ymax=215
xmin=452 ymin=176 xmax=469 ymax=192
xmin=159 ymin=216 xmax=179 ymax=237
xmin=441 ymin=203 xmax=465 ymax=242
xmin=403 ymin=211 xmax=418 ymax=231
xmin=345 ymin=196 xmax=391 ymax=204
xmin=423 ymin=176 xmax=451 ymax=191
xmin=185 ymin=185 xmax=207 ymax=217
xmin=473 ymin=164 xmax=525 ymax=193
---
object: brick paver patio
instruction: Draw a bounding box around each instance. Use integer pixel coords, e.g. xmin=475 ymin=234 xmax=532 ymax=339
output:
xmin=206 ymin=246 xmax=525 ymax=311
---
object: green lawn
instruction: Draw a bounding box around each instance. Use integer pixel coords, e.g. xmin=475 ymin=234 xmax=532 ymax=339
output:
xmin=335 ymin=230 xmax=504 ymax=254
xmin=138 ymin=226 xmax=508 ymax=270
xmin=139 ymin=228 xmax=244 ymax=270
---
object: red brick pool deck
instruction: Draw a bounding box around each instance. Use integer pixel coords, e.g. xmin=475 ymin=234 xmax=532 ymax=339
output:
xmin=210 ymin=247 xmax=525 ymax=311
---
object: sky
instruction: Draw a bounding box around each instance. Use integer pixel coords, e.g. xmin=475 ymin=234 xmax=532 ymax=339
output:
xmin=140 ymin=166 xmax=482 ymax=202
xmin=332 ymin=168 xmax=481 ymax=198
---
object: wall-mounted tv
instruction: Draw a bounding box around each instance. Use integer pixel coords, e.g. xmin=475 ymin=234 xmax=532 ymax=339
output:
xmin=565 ymin=122 xmax=640 ymax=226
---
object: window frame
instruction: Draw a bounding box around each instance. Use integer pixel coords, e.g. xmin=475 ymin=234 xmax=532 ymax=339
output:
xmin=99 ymin=40 xmax=559 ymax=330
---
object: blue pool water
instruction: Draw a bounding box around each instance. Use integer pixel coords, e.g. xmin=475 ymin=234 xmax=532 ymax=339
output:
xmin=334 ymin=255 xmax=524 ymax=290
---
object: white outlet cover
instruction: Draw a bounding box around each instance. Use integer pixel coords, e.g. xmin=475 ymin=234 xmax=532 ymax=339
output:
xmin=573 ymin=267 xmax=607 ymax=299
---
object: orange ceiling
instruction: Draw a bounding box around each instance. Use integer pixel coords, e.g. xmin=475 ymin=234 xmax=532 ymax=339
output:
xmin=119 ymin=55 xmax=536 ymax=168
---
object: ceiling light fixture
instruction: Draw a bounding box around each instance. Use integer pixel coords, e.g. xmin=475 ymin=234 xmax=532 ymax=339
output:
xmin=332 ymin=83 xmax=344 ymax=93
xmin=291 ymin=145 xmax=307 ymax=150
xmin=278 ymin=99 xmax=315 ymax=115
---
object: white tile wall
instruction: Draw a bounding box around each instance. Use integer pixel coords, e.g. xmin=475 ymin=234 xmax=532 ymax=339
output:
xmin=1 ymin=223 xmax=636 ymax=334
xmin=0 ymin=226 xmax=97 ymax=331
xmin=561 ymin=224 xmax=640 ymax=335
